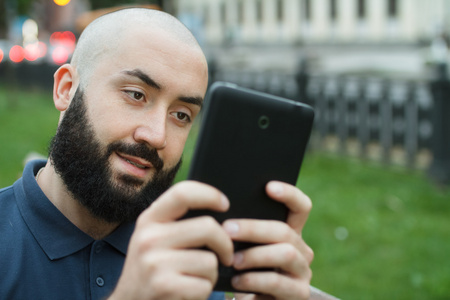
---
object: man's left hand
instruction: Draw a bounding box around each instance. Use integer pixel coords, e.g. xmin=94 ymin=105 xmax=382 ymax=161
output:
xmin=224 ymin=181 xmax=314 ymax=300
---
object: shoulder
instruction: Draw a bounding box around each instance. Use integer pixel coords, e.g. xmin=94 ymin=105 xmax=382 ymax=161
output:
xmin=0 ymin=185 xmax=16 ymax=210
xmin=0 ymin=185 xmax=14 ymax=195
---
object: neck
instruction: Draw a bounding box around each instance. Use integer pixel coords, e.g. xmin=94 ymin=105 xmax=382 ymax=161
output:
xmin=37 ymin=161 xmax=120 ymax=240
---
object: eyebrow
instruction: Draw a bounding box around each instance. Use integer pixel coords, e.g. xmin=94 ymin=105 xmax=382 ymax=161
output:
xmin=179 ymin=96 xmax=203 ymax=109
xmin=122 ymin=69 xmax=203 ymax=109
xmin=122 ymin=69 xmax=161 ymax=90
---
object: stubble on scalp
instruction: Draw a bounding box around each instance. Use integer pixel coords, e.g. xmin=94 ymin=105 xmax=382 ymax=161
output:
xmin=70 ymin=8 xmax=206 ymax=90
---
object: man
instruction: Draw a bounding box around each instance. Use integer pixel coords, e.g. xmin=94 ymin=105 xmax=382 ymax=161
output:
xmin=0 ymin=8 xmax=323 ymax=300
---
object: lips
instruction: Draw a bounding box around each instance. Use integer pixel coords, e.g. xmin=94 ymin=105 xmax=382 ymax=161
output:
xmin=115 ymin=152 xmax=155 ymax=178
xmin=124 ymin=158 xmax=147 ymax=169
xmin=117 ymin=153 xmax=152 ymax=169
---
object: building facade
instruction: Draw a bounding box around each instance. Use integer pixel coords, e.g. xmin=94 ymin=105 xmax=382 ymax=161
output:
xmin=175 ymin=0 xmax=450 ymax=46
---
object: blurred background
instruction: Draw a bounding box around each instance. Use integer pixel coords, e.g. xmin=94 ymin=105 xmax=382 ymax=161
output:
xmin=1 ymin=0 xmax=450 ymax=299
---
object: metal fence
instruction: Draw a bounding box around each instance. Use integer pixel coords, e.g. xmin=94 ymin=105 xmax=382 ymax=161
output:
xmin=0 ymin=61 xmax=58 ymax=90
xmin=1 ymin=58 xmax=447 ymax=183
xmin=210 ymin=68 xmax=435 ymax=170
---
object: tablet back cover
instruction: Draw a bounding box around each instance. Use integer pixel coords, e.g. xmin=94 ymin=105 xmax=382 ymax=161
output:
xmin=186 ymin=82 xmax=314 ymax=292
xmin=188 ymin=82 xmax=314 ymax=224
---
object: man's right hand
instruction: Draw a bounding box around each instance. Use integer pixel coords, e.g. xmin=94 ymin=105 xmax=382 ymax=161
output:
xmin=109 ymin=181 xmax=234 ymax=300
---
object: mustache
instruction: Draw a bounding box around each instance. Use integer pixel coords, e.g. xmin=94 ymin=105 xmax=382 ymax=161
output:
xmin=107 ymin=141 xmax=164 ymax=171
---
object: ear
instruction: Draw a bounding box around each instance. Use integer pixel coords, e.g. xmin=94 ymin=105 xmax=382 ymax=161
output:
xmin=53 ymin=64 xmax=78 ymax=112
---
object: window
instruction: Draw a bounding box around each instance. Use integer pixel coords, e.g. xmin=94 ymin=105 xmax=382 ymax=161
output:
xmin=304 ymin=0 xmax=311 ymax=21
xmin=256 ymin=0 xmax=263 ymax=23
xmin=388 ymin=0 xmax=398 ymax=18
xmin=357 ymin=0 xmax=366 ymax=19
xmin=330 ymin=0 xmax=337 ymax=21
xmin=238 ymin=0 xmax=244 ymax=24
xmin=277 ymin=0 xmax=283 ymax=22
xmin=220 ymin=2 xmax=226 ymax=25
xmin=203 ymin=3 xmax=210 ymax=26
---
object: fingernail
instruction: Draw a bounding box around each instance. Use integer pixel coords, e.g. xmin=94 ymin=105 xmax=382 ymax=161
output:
xmin=223 ymin=221 xmax=240 ymax=236
xmin=221 ymin=194 xmax=229 ymax=209
xmin=232 ymin=275 xmax=241 ymax=287
xmin=269 ymin=181 xmax=284 ymax=196
xmin=234 ymin=252 xmax=244 ymax=267
xmin=226 ymin=254 xmax=234 ymax=267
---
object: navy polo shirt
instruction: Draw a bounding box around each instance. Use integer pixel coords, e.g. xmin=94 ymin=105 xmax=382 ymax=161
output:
xmin=0 ymin=160 xmax=224 ymax=300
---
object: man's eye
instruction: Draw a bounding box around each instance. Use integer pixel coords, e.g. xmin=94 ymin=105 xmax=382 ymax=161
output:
xmin=175 ymin=112 xmax=191 ymax=123
xmin=125 ymin=91 xmax=144 ymax=101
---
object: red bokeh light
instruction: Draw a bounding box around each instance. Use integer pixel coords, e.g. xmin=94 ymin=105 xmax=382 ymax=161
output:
xmin=9 ymin=45 xmax=25 ymax=63
xmin=50 ymin=31 xmax=76 ymax=52
xmin=0 ymin=49 xmax=3 ymax=63
xmin=25 ymin=43 xmax=40 ymax=61
xmin=49 ymin=31 xmax=61 ymax=45
xmin=50 ymin=31 xmax=76 ymax=65
xmin=52 ymin=46 xmax=70 ymax=65
xmin=62 ymin=31 xmax=76 ymax=43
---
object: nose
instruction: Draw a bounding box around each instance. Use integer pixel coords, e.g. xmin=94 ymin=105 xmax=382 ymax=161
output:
xmin=133 ymin=110 xmax=167 ymax=150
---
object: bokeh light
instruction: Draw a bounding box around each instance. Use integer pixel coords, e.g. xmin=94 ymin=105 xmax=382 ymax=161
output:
xmin=54 ymin=0 xmax=71 ymax=6
xmin=0 ymin=49 xmax=3 ymax=63
xmin=24 ymin=43 xmax=40 ymax=61
xmin=50 ymin=31 xmax=76 ymax=51
xmin=22 ymin=19 xmax=38 ymax=44
xmin=49 ymin=31 xmax=76 ymax=64
xmin=9 ymin=45 xmax=25 ymax=63
xmin=52 ymin=46 xmax=70 ymax=65
xmin=37 ymin=41 xmax=47 ymax=58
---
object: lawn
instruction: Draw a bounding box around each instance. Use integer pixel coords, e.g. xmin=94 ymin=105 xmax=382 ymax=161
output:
xmin=0 ymin=86 xmax=58 ymax=186
xmin=1 ymin=86 xmax=449 ymax=299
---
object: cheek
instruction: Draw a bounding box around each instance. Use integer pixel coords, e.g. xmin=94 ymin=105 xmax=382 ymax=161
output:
xmin=86 ymin=101 xmax=131 ymax=145
xmin=164 ymin=128 xmax=190 ymax=164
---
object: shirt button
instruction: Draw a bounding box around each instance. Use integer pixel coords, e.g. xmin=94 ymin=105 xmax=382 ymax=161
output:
xmin=96 ymin=277 xmax=105 ymax=287
xmin=95 ymin=244 xmax=103 ymax=254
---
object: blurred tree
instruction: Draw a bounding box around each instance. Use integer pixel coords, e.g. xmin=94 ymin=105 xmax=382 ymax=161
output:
xmin=0 ymin=0 xmax=177 ymax=39
xmin=0 ymin=0 xmax=34 ymax=39
xmin=17 ymin=0 xmax=33 ymax=14
xmin=0 ymin=0 xmax=6 ymax=38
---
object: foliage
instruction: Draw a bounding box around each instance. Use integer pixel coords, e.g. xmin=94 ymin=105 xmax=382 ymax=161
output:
xmin=16 ymin=0 xmax=34 ymax=15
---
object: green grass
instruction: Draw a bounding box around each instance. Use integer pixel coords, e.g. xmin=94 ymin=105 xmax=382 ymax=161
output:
xmin=1 ymin=87 xmax=449 ymax=299
xmin=298 ymin=154 xmax=450 ymax=299
xmin=0 ymin=86 xmax=58 ymax=186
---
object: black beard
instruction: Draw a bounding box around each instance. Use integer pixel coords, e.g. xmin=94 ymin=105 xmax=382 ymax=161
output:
xmin=48 ymin=88 xmax=181 ymax=223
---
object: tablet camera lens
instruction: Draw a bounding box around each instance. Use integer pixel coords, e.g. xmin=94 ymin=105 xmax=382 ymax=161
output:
xmin=258 ymin=115 xmax=270 ymax=129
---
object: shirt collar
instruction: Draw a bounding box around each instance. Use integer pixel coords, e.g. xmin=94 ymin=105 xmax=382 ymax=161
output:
xmin=14 ymin=159 xmax=135 ymax=260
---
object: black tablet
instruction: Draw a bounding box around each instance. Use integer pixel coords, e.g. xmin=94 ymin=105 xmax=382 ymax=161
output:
xmin=184 ymin=81 xmax=314 ymax=292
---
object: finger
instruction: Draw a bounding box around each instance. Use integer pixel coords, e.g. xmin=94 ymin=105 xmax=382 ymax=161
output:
xmin=171 ymin=275 xmax=215 ymax=300
xmin=232 ymin=243 xmax=310 ymax=277
xmin=235 ymin=294 xmax=273 ymax=300
xmin=223 ymin=219 xmax=300 ymax=246
xmin=232 ymin=271 xmax=311 ymax=300
xmin=266 ymin=181 xmax=312 ymax=232
xmin=223 ymin=219 xmax=313 ymax=264
xmin=150 ymin=271 xmax=215 ymax=300
xmin=233 ymin=293 xmax=259 ymax=300
xmin=142 ymin=249 xmax=219 ymax=283
xmin=141 ymin=180 xmax=229 ymax=222
xmin=140 ymin=217 xmax=234 ymax=265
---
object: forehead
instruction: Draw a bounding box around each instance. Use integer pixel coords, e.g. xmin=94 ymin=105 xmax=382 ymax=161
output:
xmin=88 ymin=27 xmax=208 ymax=95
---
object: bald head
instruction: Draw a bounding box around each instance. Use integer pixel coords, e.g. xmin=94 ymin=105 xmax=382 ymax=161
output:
xmin=71 ymin=8 xmax=204 ymax=88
